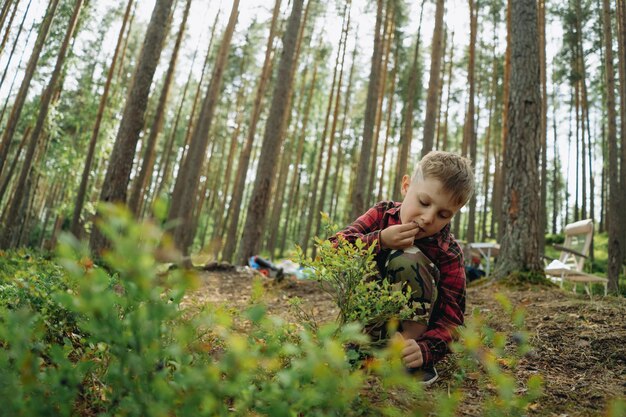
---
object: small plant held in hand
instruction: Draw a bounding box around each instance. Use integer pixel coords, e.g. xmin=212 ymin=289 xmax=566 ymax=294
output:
xmin=295 ymin=214 xmax=413 ymax=337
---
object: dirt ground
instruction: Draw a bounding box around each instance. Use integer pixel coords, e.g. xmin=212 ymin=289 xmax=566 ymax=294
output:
xmin=183 ymin=268 xmax=626 ymax=417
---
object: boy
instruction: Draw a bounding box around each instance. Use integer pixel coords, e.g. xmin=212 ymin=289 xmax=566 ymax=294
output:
xmin=331 ymin=151 xmax=474 ymax=384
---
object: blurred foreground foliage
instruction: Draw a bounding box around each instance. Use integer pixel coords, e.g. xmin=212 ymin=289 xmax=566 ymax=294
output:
xmin=0 ymin=205 xmax=623 ymax=416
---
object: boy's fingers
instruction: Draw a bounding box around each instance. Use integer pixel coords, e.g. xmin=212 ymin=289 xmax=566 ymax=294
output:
xmin=397 ymin=222 xmax=420 ymax=231
xmin=397 ymin=229 xmax=419 ymax=240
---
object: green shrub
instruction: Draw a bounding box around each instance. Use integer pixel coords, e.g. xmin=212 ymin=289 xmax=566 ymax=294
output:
xmin=296 ymin=235 xmax=413 ymax=331
xmin=7 ymin=205 xmax=624 ymax=416
xmin=0 ymin=249 xmax=82 ymax=347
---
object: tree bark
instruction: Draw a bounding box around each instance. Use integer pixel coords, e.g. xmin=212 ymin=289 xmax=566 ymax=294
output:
xmin=602 ymin=0 xmax=622 ymax=293
xmin=237 ymin=0 xmax=304 ymax=264
xmin=128 ymin=0 xmax=192 ymax=215
xmin=538 ymin=0 xmax=547 ymax=253
xmin=618 ymin=0 xmax=626 ymax=260
xmin=90 ymin=0 xmax=174 ymax=254
xmin=494 ymin=0 xmax=543 ymax=278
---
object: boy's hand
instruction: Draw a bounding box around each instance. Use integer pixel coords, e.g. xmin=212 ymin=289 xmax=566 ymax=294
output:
xmin=380 ymin=222 xmax=420 ymax=249
xmin=401 ymin=338 xmax=424 ymax=368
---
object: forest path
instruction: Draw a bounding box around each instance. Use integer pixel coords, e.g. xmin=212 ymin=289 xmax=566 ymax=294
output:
xmin=183 ymin=270 xmax=626 ymax=417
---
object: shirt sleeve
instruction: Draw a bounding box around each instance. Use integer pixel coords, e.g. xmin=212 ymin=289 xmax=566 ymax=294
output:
xmin=328 ymin=202 xmax=389 ymax=253
xmin=416 ymin=240 xmax=466 ymax=366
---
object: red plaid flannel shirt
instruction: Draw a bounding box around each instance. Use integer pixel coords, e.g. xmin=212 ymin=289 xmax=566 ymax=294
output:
xmin=330 ymin=201 xmax=466 ymax=366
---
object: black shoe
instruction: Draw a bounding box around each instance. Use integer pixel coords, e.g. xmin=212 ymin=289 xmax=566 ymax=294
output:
xmin=407 ymin=365 xmax=438 ymax=385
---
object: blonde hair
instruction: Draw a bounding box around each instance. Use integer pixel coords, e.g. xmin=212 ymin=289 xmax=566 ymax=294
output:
xmin=412 ymin=151 xmax=475 ymax=207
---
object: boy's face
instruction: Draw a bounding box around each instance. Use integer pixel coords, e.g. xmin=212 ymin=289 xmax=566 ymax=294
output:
xmin=399 ymin=174 xmax=463 ymax=239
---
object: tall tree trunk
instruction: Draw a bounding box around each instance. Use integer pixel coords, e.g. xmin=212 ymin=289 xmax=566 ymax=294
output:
xmin=72 ymin=0 xmax=134 ymax=236
xmin=435 ymin=26 xmax=447 ymax=151
xmin=0 ymin=125 xmax=30 ymax=204
xmin=421 ymin=0 xmax=445 ymax=157
xmin=0 ymin=0 xmax=59 ymax=176
xmin=330 ymin=35 xmax=358 ymax=220
xmin=303 ymin=1 xmax=349 ymax=255
xmin=538 ymin=0 xmax=547 ymax=252
xmin=481 ymin=14 xmax=499 ymax=241
xmin=574 ymin=0 xmax=587 ymax=221
xmin=177 ymin=10 xmax=220 ymax=175
xmin=619 ymin=0 xmax=626 ymax=260
xmin=265 ymin=64 xmax=310 ymax=257
xmin=618 ymin=0 xmax=626 ymax=260
xmin=494 ymin=0 xmax=512 ymax=241
xmin=115 ymin=0 xmax=138 ymax=82
xmin=167 ymin=0 xmax=239 ymax=257
xmin=395 ymin=0 xmax=425 ymax=199
xmin=313 ymin=2 xmax=352 ymax=254
xmin=551 ymin=75 xmax=560 ymax=235
xmin=152 ymin=38 xmax=201 ymax=201
xmin=494 ymin=0 xmax=543 ymax=278
xmin=464 ymin=0 xmax=478 ymax=243
xmin=212 ymin=49 xmax=251 ymax=249
xmin=351 ymin=0 xmax=384 ymax=218
xmin=602 ymin=0 xmax=622 ymax=293
xmin=377 ymin=48 xmax=397 ymax=202
xmin=221 ymin=0 xmax=281 ymax=263
xmin=262 ymin=0 xmax=312 ymax=256
xmin=367 ymin=4 xmax=393 ymax=203
xmin=237 ymin=0 xmax=304 ymax=264
xmin=90 ymin=0 xmax=175 ymax=254
xmin=574 ymin=81 xmax=580 ymax=221
xmin=128 ymin=0 xmax=192 ymax=215
xmin=1 ymin=0 xmax=83 ymax=249
xmin=441 ymin=30 xmax=455 ymax=152
xmin=278 ymin=52 xmax=320 ymax=258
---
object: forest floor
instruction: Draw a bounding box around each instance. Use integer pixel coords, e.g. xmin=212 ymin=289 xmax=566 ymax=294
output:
xmin=182 ymin=268 xmax=626 ymax=417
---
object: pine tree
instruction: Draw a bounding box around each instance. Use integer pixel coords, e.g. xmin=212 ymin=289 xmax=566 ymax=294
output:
xmin=494 ymin=0 xmax=543 ymax=277
xmin=90 ymin=0 xmax=175 ymax=254
xmin=237 ymin=0 xmax=305 ymax=264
